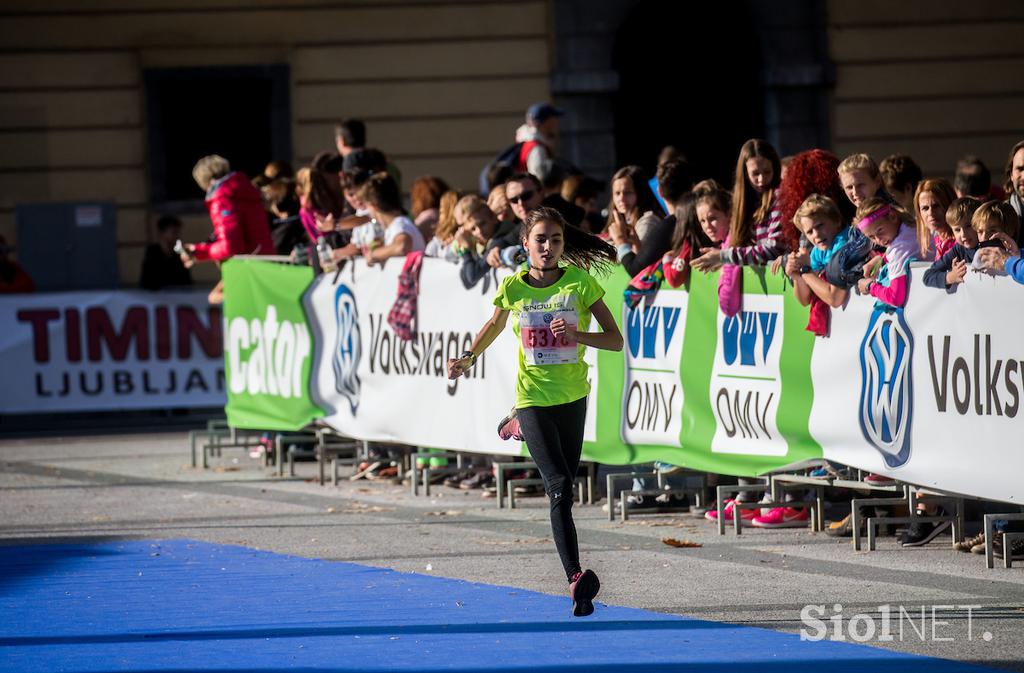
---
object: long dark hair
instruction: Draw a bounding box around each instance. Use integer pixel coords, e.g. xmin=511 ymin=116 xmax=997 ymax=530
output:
xmin=1004 ymin=139 xmax=1024 ymax=195
xmin=298 ymin=167 xmax=346 ymax=216
xmin=671 ymin=192 xmax=710 ymax=256
xmin=523 ymin=206 xmax=616 ymax=275
xmin=730 ymin=138 xmax=781 ymax=247
xmin=604 ymin=165 xmax=662 ymax=232
xmin=359 ymin=172 xmax=405 ymax=214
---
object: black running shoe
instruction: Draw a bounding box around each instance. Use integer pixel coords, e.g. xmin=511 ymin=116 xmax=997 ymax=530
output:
xmin=569 ymin=569 xmax=600 ymax=617
xmin=899 ymin=519 xmax=951 ymax=547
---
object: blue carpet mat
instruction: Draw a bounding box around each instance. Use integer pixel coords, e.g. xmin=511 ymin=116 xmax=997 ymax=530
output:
xmin=0 ymin=539 xmax=997 ymax=672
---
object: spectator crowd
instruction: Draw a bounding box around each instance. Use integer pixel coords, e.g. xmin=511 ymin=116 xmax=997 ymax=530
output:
xmin=157 ymin=106 xmax=1024 ymax=308
xmin=71 ymin=102 xmax=1024 ymax=559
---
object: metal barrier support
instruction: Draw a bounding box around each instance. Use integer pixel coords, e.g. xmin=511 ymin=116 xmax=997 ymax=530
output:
xmin=851 ymin=492 xmax=911 ymax=551
xmin=714 ymin=482 xmax=770 ymax=536
xmin=619 ymin=487 xmax=703 ymax=523
xmin=983 ymin=513 xmax=1024 ymax=569
xmin=604 ymin=468 xmax=657 ymax=522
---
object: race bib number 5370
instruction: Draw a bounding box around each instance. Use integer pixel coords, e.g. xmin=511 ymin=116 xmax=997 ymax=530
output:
xmin=520 ymin=310 xmax=578 ymax=365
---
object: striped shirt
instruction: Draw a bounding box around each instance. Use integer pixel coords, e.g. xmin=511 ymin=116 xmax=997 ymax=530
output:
xmin=721 ymin=191 xmax=784 ymax=266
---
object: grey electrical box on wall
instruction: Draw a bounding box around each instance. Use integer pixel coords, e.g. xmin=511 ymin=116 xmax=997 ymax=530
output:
xmin=15 ymin=202 xmax=119 ymax=291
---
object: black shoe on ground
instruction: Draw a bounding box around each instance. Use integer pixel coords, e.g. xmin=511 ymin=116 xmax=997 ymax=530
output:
xmin=899 ymin=518 xmax=951 ymax=547
xmin=459 ymin=471 xmax=493 ymax=490
xmin=444 ymin=471 xmax=472 ymax=488
xmin=569 ymin=569 xmax=600 ymax=617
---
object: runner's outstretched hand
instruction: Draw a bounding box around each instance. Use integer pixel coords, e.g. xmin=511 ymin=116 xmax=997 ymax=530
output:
xmin=447 ymin=356 xmax=473 ymax=380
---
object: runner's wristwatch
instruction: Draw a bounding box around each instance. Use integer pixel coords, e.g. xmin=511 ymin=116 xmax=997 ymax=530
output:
xmin=460 ymin=350 xmax=477 ymax=367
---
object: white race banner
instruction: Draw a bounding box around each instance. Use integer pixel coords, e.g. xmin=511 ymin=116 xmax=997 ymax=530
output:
xmin=231 ymin=256 xmax=1024 ymax=504
xmin=0 ymin=290 xmax=225 ymax=413
xmin=810 ymin=265 xmax=1024 ymax=504
xmin=305 ymin=259 xmax=524 ymax=455
xmin=621 ymin=289 xmax=687 ymax=445
xmin=710 ymin=294 xmax=787 ymax=457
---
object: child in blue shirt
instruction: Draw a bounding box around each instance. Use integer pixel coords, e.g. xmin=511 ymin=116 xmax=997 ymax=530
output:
xmin=786 ymin=192 xmax=851 ymax=333
xmin=786 ymin=194 xmax=852 ymax=309
xmin=923 ymin=197 xmax=982 ymax=290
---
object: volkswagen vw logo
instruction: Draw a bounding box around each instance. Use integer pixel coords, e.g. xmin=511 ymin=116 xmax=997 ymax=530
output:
xmin=333 ymin=284 xmax=362 ymax=414
xmin=858 ymin=308 xmax=913 ymax=468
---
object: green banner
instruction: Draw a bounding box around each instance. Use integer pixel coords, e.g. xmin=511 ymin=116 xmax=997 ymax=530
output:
xmin=222 ymin=259 xmax=323 ymax=431
xmin=583 ymin=267 xmax=823 ymax=476
xmin=221 ymin=259 xmax=823 ymax=477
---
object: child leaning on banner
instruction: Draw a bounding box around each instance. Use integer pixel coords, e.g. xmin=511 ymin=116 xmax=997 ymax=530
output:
xmin=970 ymin=201 xmax=1024 ymax=281
xmin=662 ymin=184 xmax=719 ymax=288
xmin=692 ymin=140 xmax=784 ymax=273
xmin=855 ymin=198 xmax=919 ymax=310
xmin=627 ymin=182 xmax=729 ymax=309
xmin=786 ymin=195 xmax=851 ymax=308
xmin=968 ymin=201 xmax=1020 ymax=273
xmin=691 ymin=139 xmax=784 ymax=317
xmin=922 ymin=197 xmax=983 ymax=290
xmin=784 ymin=195 xmax=852 ymax=336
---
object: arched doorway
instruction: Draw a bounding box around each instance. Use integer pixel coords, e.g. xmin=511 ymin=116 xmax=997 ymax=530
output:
xmin=611 ymin=1 xmax=765 ymax=185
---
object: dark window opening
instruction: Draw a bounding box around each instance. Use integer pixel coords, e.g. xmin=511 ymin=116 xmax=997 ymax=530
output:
xmin=611 ymin=1 xmax=764 ymax=185
xmin=145 ymin=65 xmax=291 ymax=207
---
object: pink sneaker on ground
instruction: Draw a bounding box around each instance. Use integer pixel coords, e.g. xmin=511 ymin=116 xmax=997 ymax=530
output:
xmin=751 ymin=506 xmax=809 ymax=528
xmin=704 ymin=499 xmax=757 ymax=526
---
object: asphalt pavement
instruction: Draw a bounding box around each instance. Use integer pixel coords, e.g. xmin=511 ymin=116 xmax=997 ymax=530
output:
xmin=1 ymin=432 xmax=1021 ymax=671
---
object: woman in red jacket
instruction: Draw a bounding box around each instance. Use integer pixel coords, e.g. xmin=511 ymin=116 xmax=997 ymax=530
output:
xmin=181 ymin=155 xmax=276 ymax=265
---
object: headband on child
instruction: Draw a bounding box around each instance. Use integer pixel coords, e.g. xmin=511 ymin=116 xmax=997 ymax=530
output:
xmin=857 ymin=204 xmax=891 ymax=232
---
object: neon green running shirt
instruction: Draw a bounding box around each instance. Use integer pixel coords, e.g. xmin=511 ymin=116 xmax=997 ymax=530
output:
xmin=493 ymin=265 xmax=605 ymax=409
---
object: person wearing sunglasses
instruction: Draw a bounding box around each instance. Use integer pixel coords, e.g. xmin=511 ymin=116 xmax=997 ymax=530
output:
xmin=481 ymin=173 xmax=548 ymax=271
xmin=506 ymin=173 xmax=544 ymax=221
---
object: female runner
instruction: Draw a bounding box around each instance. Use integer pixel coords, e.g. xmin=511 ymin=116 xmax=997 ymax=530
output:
xmin=448 ymin=206 xmax=623 ymax=617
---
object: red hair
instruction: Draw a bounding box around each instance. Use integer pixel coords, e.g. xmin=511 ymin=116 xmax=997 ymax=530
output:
xmin=777 ymin=149 xmax=853 ymax=251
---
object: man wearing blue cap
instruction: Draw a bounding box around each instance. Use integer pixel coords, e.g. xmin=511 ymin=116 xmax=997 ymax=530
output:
xmin=517 ymin=102 xmax=564 ymax=181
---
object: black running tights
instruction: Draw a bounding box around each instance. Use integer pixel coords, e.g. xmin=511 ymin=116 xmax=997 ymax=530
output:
xmin=516 ymin=396 xmax=587 ymax=583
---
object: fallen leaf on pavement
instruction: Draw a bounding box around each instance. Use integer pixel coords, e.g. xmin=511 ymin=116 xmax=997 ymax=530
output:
xmin=661 ymin=538 xmax=702 ymax=548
